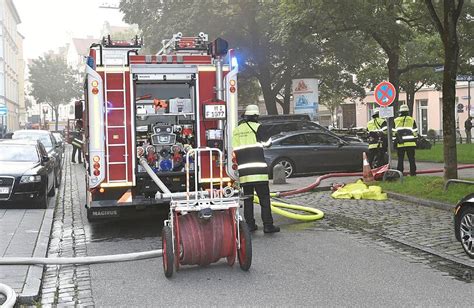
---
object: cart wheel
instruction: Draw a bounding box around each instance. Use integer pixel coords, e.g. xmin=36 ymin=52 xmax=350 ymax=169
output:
xmin=238 ymin=221 xmax=252 ymax=271
xmin=162 ymin=226 xmax=174 ymax=278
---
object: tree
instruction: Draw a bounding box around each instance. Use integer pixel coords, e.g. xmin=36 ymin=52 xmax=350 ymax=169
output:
xmin=29 ymin=54 xmax=82 ymax=131
xmin=317 ymin=0 xmax=443 ymax=111
xmin=424 ymin=0 xmax=466 ymax=180
xmin=120 ymin=0 xmax=342 ymax=115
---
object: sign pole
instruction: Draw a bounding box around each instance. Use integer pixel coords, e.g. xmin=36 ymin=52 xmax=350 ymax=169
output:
xmin=374 ymin=81 xmax=397 ymax=168
xmin=387 ymin=119 xmax=392 ymax=168
xmin=469 ymin=79 xmax=471 ymax=117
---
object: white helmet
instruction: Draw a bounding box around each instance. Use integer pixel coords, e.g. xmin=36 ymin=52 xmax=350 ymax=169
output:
xmin=399 ymin=104 xmax=409 ymax=112
xmin=373 ymin=108 xmax=380 ymax=115
xmin=244 ymin=104 xmax=260 ymax=116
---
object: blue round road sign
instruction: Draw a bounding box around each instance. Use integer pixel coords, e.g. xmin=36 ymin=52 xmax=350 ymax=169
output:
xmin=374 ymin=81 xmax=396 ymax=107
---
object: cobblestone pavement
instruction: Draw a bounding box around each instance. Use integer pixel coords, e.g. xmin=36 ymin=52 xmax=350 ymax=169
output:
xmin=40 ymin=149 xmax=94 ymax=306
xmin=283 ymin=191 xmax=473 ymax=275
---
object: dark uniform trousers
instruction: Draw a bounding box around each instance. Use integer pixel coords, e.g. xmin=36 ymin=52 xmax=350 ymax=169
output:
xmin=397 ymin=147 xmax=416 ymax=176
xmin=368 ymin=147 xmax=386 ymax=168
xmin=243 ymin=182 xmax=273 ymax=226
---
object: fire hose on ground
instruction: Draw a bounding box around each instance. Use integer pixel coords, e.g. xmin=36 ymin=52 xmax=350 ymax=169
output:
xmin=262 ymin=164 xmax=474 ymax=222
xmin=0 ymin=283 xmax=16 ymax=308
xmin=1 ymin=164 xmax=472 ymax=307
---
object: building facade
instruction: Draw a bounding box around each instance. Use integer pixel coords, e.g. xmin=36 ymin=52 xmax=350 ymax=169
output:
xmin=352 ymin=82 xmax=473 ymax=138
xmin=0 ymin=0 xmax=24 ymax=132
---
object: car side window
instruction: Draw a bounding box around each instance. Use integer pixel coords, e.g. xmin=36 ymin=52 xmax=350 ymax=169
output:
xmin=299 ymin=122 xmax=322 ymax=132
xmin=306 ymin=133 xmax=339 ymax=145
xmin=280 ymin=134 xmax=306 ymax=145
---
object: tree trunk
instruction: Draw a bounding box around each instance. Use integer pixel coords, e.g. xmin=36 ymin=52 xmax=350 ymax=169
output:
xmin=258 ymin=70 xmax=278 ymax=115
xmin=405 ymin=86 xmax=415 ymax=116
xmin=282 ymin=81 xmax=291 ymax=114
xmin=54 ymin=107 xmax=59 ymax=131
xmin=387 ymin=53 xmax=401 ymax=109
xmin=442 ymin=29 xmax=460 ymax=179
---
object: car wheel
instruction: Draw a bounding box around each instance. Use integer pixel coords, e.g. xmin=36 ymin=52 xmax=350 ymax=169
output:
xmin=55 ymin=170 xmax=62 ymax=188
xmin=458 ymin=206 xmax=474 ymax=259
xmin=47 ymin=178 xmax=56 ymax=197
xmin=37 ymin=184 xmax=48 ymax=209
xmin=273 ymin=158 xmax=295 ymax=178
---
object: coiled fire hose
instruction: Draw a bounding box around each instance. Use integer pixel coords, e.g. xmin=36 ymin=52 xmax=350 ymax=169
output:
xmin=0 ymin=283 xmax=16 ymax=308
xmin=261 ymin=164 xmax=474 ymax=222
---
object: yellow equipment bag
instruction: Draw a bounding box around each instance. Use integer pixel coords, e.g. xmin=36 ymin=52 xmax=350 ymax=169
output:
xmin=331 ymin=179 xmax=387 ymax=201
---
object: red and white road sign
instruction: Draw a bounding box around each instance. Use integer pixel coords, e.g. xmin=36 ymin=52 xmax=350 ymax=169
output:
xmin=374 ymin=81 xmax=396 ymax=107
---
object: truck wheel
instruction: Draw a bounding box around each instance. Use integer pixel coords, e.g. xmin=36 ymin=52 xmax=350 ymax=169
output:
xmin=458 ymin=206 xmax=474 ymax=259
xmin=238 ymin=221 xmax=252 ymax=271
xmin=162 ymin=226 xmax=174 ymax=278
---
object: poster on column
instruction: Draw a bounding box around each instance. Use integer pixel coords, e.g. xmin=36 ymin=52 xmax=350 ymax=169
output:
xmin=292 ymin=78 xmax=319 ymax=121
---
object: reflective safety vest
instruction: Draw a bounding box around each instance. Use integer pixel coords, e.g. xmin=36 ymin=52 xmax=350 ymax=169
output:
xmin=71 ymin=131 xmax=83 ymax=149
xmin=367 ymin=117 xmax=387 ymax=149
xmin=232 ymin=121 xmax=269 ymax=185
xmin=394 ymin=116 xmax=417 ymax=148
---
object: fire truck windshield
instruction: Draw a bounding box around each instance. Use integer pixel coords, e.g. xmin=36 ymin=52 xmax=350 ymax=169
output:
xmin=135 ymin=82 xmax=194 ymax=126
xmin=135 ymin=83 xmax=191 ymax=102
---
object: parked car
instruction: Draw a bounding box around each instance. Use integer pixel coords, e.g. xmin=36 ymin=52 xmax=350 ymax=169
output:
xmin=454 ymin=193 xmax=474 ymax=259
xmin=12 ymin=130 xmax=62 ymax=187
xmin=0 ymin=140 xmax=56 ymax=208
xmin=264 ymin=130 xmax=368 ymax=177
xmin=52 ymin=132 xmax=65 ymax=159
xmin=258 ymin=116 xmax=363 ymax=143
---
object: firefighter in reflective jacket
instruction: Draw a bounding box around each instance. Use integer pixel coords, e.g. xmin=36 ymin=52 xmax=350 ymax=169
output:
xmin=366 ymin=108 xmax=387 ymax=168
xmin=232 ymin=105 xmax=280 ymax=234
xmin=393 ymin=104 xmax=417 ymax=176
xmin=71 ymin=120 xmax=83 ymax=164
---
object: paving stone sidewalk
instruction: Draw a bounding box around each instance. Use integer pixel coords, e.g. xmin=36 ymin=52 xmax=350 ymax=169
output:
xmin=0 ymin=195 xmax=54 ymax=305
xmin=283 ymin=191 xmax=473 ymax=268
xmin=40 ymin=148 xmax=94 ymax=306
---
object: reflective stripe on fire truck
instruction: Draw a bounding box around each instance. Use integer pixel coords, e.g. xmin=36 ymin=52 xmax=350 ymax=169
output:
xmin=225 ymin=52 xmax=239 ymax=181
xmin=100 ymin=182 xmax=134 ymax=188
xmin=86 ymin=65 xmax=106 ymax=188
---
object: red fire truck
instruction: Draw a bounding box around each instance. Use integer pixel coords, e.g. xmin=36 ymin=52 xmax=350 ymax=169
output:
xmin=78 ymin=33 xmax=239 ymax=220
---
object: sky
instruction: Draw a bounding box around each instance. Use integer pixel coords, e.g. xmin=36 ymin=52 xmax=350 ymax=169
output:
xmin=14 ymin=0 xmax=128 ymax=60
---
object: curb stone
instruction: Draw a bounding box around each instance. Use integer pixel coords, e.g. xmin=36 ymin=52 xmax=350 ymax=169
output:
xmin=387 ymin=191 xmax=454 ymax=212
xmin=15 ymin=207 xmax=55 ymax=305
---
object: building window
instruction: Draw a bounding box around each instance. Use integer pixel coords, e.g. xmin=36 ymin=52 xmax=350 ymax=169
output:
xmin=416 ymin=99 xmax=428 ymax=136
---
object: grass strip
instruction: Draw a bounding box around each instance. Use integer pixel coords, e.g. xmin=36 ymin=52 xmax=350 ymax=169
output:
xmin=393 ymin=143 xmax=474 ymax=164
xmin=378 ymin=176 xmax=474 ymax=205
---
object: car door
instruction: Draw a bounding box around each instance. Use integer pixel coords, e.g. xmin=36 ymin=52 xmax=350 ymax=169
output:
xmin=271 ymin=134 xmax=308 ymax=174
xmin=304 ymin=132 xmax=349 ymax=172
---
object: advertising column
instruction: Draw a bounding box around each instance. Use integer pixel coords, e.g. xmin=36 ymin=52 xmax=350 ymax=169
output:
xmin=292 ymin=78 xmax=319 ymax=121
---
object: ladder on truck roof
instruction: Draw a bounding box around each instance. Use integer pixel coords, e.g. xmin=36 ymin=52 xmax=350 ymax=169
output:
xmin=103 ymin=52 xmax=132 ymax=185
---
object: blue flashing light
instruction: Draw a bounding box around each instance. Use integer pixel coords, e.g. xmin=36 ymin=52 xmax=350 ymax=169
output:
xmin=160 ymin=159 xmax=173 ymax=172
xmin=86 ymin=56 xmax=95 ymax=69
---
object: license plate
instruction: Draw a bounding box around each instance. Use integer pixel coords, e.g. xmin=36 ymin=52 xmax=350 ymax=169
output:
xmin=0 ymin=187 xmax=10 ymax=194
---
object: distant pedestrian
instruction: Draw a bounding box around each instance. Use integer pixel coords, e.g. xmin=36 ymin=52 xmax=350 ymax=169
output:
xmin=465 ymin=116 xmax=472 ymax=144
xmin=394 ymin=104 xmax=417 ymax=176
xmin=71 ymin=120 xmax=83 ymax=164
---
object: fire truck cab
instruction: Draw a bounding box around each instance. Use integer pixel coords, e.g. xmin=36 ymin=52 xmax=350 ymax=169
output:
xmin=80 ymin=33 xmax=239 ymax=220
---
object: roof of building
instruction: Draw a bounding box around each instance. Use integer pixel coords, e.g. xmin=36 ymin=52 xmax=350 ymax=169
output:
xmin=6 ymin=0 xmax=21 ymax=24
xmin=72 ymin=38 xmax=99 ymax=57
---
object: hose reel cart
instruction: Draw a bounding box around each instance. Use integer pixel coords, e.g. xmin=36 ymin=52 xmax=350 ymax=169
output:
xmin=162 ymin=148 xmax=251 ymax=277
